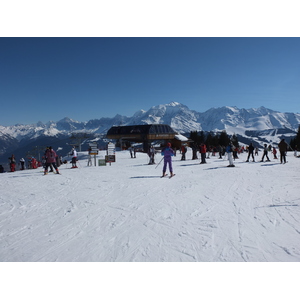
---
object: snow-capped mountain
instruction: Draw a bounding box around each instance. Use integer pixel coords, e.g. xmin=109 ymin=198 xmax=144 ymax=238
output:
xmin=1 ymin=102 xmax=300 ymax=163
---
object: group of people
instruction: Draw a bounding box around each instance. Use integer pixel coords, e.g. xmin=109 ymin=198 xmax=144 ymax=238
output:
xmin=4 ymin=155 xmax=39 ymax=172
xmin=43 ymin=146 xmax=78 ymax=174
xmin=246 ymin=139 xmax=290 ymax=164
xmin=1 ymin=139 xmax=294 ymax=175
xmin=43 ymin=146 xmax=77 ymax=174
xmin=1 ymin=146 xmax=78 ymax=174
xmin=156 ymin=138 xmax=293 ymax=176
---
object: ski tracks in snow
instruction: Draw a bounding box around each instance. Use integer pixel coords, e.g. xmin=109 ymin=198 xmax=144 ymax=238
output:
xmin=1 ymin=151 xmax=300 ymax=261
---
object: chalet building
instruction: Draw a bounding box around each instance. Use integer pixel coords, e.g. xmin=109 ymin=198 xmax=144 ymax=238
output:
xmin=106 ymin=124 xmax=189 ymax=152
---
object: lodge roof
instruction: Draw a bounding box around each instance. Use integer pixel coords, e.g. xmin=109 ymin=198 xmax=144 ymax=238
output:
xmin=107 ymin=124 xmax=176 ymax=135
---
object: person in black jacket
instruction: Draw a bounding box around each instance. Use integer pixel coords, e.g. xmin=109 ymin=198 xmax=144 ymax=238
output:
xmin=278 ymin=139 xmax=288 ymax=164
xmin=246 ymin=143 xmax=255 ymax=162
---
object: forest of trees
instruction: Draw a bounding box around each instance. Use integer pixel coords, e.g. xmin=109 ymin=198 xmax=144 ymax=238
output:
xmin=290 ymin=125 xmax=300 ymax=150
xmin=190 ymin=125 xmax=300 ymax=151
xmin=189 ymin=130 xmax=239 ymax=148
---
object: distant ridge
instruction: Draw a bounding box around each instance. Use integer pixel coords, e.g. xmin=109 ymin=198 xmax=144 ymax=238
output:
xmin=1 ymin=102 xmax=300 ymax=162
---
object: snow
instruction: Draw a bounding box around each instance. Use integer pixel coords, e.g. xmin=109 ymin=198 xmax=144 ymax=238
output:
xmin=175 ymin=134 xmax=189 ymax=141
xmin=1 ymin=149 xmax=299 ymax=298
xmin=1 ymin=149 xmax=300 ymax=262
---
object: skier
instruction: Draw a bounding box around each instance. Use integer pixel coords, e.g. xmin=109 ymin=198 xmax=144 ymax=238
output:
xmin=226 ymin=143 xmax=235 ymax=167
xmin=181 ymin=145 xmax=187 ymax=160
xmin=199 ymin=143 xmax=207 ymax=164
xmin=218 ymin=145 xmax=223 ymax=159
xmin=272 ymin=147 xmax=278 ymax=159
xmin=8 ymin=154 xmax=16 ymax=172
xmin=44 ymin=146 xmax=60 ymax=175
xmin=246 ymin=143 xmax=255 ymax=162
xmin=233 ymin=146 xmax=238 ymax=160
xmin=0 ymin=165 xmax=4 ymax=173
xmin=87 ymin=147 xmax=92 ymax=166
xmin=260 ymin=144 xmax=271 ymax=162
xmin=71 ymin=147 xmax=78 ymax=168
xmin=19 ymin=158 xmax=25 ymax=170
xmin=161 ymin=142 xmax=175 ymax=178
xmin=148 ymin=145 xmax=156 ymax=165
xmin=43 ymin=148 xmax=53 ymax=172
xmin=129 ymin=146 xmax=133 ymax=158
xmin=31 ymin=157 xmax=37 ymax=169
xmin=278 ymin=139 xmax=288 ymax=164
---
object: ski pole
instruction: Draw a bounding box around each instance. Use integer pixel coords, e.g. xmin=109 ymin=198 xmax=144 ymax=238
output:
xmin=155 ymin=156 xmax=164 ymax=169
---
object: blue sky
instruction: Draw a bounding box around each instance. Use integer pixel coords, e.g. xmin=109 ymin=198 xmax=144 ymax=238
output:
xmin=1 ymin=37 xmax=300 ymax=126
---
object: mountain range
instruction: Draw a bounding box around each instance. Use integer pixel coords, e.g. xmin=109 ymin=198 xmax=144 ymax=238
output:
xmin=1 ymin=102 xmax=299 ymax=164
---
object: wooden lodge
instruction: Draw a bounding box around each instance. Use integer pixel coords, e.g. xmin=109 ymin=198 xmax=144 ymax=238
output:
xmin=106 ymin=124 xmax=188 ymax=152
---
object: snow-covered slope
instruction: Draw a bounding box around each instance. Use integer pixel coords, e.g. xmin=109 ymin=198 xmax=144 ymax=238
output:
xmin=1 ymin=149 xmax=300 ymax=262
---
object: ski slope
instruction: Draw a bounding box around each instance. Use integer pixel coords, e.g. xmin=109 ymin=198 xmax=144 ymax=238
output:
xmin=1 ymin=149 xmax=300 ymax=262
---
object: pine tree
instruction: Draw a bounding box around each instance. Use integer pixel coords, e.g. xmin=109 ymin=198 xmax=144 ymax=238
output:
xmin=199 ymin=131 xmax=205 ymax=144
xmin=189 ymin=131 xmax=199 ymax=144
xmin=231 ymin=134 xmax=239 ymax=148
xmin=206 ymin=132 xmax=214 ymax=147
xmin=218 ymin=130 xmax=230 ymax=146
xmin=290 ymin=125 xmax=300 ymax=150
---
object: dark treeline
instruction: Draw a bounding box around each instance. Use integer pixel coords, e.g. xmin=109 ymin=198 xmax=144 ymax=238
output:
xmin=189 ymin=130 xmax=239 ymax=147
xmin=290 ymin=125 xmax=300 ymax=150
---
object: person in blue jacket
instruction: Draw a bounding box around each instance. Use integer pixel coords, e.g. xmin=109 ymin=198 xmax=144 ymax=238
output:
xmin=161 ymin=142 xmax=175 ymax=177
xmin=226 ymin=143 xmax=235 ymax=167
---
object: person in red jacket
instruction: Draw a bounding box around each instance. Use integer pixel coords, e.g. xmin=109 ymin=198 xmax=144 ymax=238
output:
xmin=272 ymin=147 xmax=278 ymax=159
xmin=8 ymin=154 xmax=16 ymax=172
xmin=31 ymin=157 xmax=37 ymax=169
xmin=199 ymin=143 xmax=207 ymax=164
xmin=44 ymin=147 xmax=60 ymax=175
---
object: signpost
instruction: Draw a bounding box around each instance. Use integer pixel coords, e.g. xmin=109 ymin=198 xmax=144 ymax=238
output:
xmin=88 ymin=142 xmax=116 ymax=167
xmin=89 ymin=143 xmax=98 ymax=166
xmin=106 ymin=142 xmax=116 ymax=166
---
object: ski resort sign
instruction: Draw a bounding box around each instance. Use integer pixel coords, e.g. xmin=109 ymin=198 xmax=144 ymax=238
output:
xmin=88 ymin=142 xmax=98 ymax=166
xmin=89 ymin=143 xmax=99 ymax=155
xmin=106 ymin=142 xmax=116 ymax=164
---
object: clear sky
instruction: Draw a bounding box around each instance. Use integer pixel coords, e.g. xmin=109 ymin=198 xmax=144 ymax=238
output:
xmin=1 ymin=37 xmax=300 ymax=126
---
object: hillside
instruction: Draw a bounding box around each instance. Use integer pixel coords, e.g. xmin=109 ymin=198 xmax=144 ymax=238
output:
xmin=1 ymin=149 xmax=300 ymax=262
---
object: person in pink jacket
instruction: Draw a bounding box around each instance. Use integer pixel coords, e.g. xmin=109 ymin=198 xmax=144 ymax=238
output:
xmin=44 ymin=146 xmax=60 ymax=175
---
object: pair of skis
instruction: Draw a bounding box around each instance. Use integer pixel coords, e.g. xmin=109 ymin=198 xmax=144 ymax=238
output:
xmin=161 ymin=173 xmax=176 ymax=179
xmin=44 ymin=171 xmax=61 ymax=175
